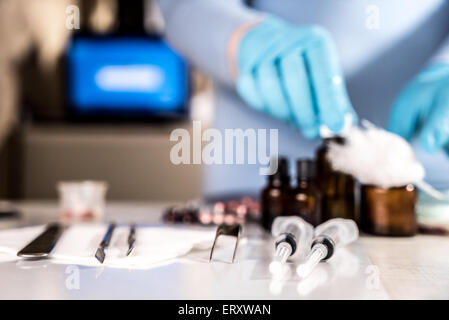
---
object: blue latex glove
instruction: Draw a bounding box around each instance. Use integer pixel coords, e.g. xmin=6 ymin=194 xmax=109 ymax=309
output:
xmin=236 ymin=18 xmax=357 ymax=139
xmin=388 ymin=63 xmax=449 ymax=154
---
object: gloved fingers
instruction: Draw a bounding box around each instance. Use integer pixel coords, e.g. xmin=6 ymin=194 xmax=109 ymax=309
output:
xmin=387 ymin=84 xmax=422 ymax=141
xmin=236 ymin=18 xmax=289 ymax=113
xmin=237 ymin=18 xmax=286 ymax=73
xmin=388 ymin=81 xmax=440 ymax=141
xmin=445 ymin=144 xmax=449 ymax=157
xmin=280 ymin=48 xmax=319 ymax=138
xmin=236 ymin=71 xmax=265 ymax=112
xmin=303 ymin=27 xmax=355 ymax=133
xmin=247 ymin=28 xmax=312 ymax=122
xmin=256 ymin=57 xmax=291 ymax=120
xmin=418 ymin=88 xmax=449 ymax=153
xmin=237 ymin=24 xmax=311 ymax=122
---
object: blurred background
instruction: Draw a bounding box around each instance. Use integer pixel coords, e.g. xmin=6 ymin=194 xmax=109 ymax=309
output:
xmin=0 ymin=0 xmax=212 ymax=202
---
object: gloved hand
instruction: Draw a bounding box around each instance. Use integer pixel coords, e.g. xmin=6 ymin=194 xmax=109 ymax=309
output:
xmin=236 ymin=18 xmax=357 ymax=139
xmin=388 ymin=63 xmax=449 ymax=154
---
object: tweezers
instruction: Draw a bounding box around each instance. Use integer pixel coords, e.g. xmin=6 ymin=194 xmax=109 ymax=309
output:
xmin=209 ymin=223 xmax=242 ymax=263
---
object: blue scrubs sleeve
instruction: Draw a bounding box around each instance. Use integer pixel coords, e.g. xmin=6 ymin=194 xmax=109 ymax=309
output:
xmin=432 ymin=35 xmax=449 ymax=65
xmin=156 ymin=0 xmax=262 ymax=86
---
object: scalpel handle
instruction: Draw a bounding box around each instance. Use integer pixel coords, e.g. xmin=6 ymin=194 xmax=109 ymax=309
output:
xmin=17 ymin=223 xmax=64 ymax=258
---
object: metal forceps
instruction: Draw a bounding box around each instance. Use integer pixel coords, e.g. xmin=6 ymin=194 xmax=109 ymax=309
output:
xmin=209 ymin=223 xmax=242 ymax=263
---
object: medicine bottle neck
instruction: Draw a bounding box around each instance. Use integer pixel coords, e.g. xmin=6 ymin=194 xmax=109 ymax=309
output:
xmin=322 ymin=136 xmax=346 ymax=151
xmin=296 ymin=159 xmax=316 ymax=187
xmin=269 ymin=176 xmax=290 ymax=188
xmin=297 ymin=177 xmax=312 ymax=188
xmin=267 ymin=157 xmax=290 ymax=187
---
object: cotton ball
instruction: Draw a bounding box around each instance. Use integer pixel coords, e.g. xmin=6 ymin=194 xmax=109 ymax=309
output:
xmin=327 ymin=122 xmax=425 ymax=188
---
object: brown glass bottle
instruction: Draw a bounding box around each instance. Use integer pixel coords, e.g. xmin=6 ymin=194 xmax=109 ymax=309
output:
xmin=288 ymin=159 xmax=322 ymax=226
xmin=361 ymin=184 xmax=417 ymax=236
xmin=260 ymin=157 xmax=291 ymax=231
xmin=316 ymin=137 xmax=357 ymax=222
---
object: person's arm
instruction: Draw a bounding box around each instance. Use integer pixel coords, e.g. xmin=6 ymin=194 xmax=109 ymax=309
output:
xmin=157 ymin=0 xmax=357 ymax=138
xmin=389 ymin=34 xmax=449 ymax=154
xmin=156 ymin=0 xmax=262 ymax=86
xmin=431 ymin=35 xmax=449 ymax=65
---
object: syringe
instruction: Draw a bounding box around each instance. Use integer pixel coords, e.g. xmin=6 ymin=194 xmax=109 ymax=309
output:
xmin=269 ymin=216 xmax=314 ymax=275
xmin=296 ymin=218 xmax=358 ymax=279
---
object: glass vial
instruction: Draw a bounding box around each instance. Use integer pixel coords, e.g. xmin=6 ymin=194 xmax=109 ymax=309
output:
xmin=261 ymin=157 xmax=291 ymax=231
xmin=288 ymin=159 xmax=322 ymax=226
xmin=361 ymin=184 xmax=417 ymax=236
xmin=316 ymin=137 xmax=357 ymax=222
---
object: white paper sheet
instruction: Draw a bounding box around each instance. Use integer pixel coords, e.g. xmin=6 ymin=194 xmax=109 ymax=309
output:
xmin=0 ymin=224 xmax=216 ymax=269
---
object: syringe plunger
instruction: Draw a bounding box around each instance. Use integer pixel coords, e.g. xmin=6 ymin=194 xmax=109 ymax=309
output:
xmin=271 ymin=216 xmax=314 ymax=259
xmin=270 ymin=216 xmax=314 ymax=275
xmin=269 ymin=241 xmax=293 ymax=274
xmin=296 ymin=243 xmax=327 ymax=278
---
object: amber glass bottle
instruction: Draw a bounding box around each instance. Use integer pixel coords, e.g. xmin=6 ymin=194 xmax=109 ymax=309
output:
xmin=261 ymin=157 xmax=291 ymax=231
xmin=361 ymin=184 xmax=417 ymax=236
xmin=289 ymin=160 xmax=322 ymax=226
xmin=316 ymin=137 xmax=357 ymax=222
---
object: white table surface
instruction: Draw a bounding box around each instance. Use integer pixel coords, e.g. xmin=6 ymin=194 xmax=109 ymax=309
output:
xmin=0 ymin=201 xmax=448 ymax=300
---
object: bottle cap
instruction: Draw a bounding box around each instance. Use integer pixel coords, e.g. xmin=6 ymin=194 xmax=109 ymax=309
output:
xmin=324 ymin=136 xmax=346 ymax=146
xmin=269 ymin=157 xmax=289 ymax=182
xmin=297 ymin=159 xmax=316 ymax=180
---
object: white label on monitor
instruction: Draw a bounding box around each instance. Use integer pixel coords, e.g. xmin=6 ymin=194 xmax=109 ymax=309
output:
xmin=95 ymin=65 xmax=164 ymax=92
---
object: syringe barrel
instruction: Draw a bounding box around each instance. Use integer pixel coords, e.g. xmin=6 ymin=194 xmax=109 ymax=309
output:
xmin=314 ymin=218 xmax=359 ymax=250
xmin=296 ymin=219 xmax=358 ymax=279
xmin=297 ymin=242 xmax=328 ymax=278
xmin=271 ymin=216 xmax=314 ymax=260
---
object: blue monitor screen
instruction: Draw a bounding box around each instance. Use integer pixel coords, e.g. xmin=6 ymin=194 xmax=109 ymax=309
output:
xmin=67 ymin=36 xmax=188 ymax=116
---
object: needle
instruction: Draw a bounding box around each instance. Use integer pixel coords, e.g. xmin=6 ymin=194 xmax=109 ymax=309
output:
xmin=126 ymin=223 xmax=136 ymax=256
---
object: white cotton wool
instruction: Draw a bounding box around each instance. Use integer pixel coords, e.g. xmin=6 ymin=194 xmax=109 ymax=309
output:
xmin=326 ymin=120 xmax=425 ymax=189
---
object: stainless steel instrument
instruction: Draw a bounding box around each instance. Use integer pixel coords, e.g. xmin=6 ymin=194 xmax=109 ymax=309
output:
xmin=209 ymin=223 xmax=242 ymax=263
xmin=17 ymin=223 xmax=64 ymax=258
xmin=95 ymin=222 xmax=116 ymax=263
xmin=126 ymin=223 xmax=136 ymax=256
